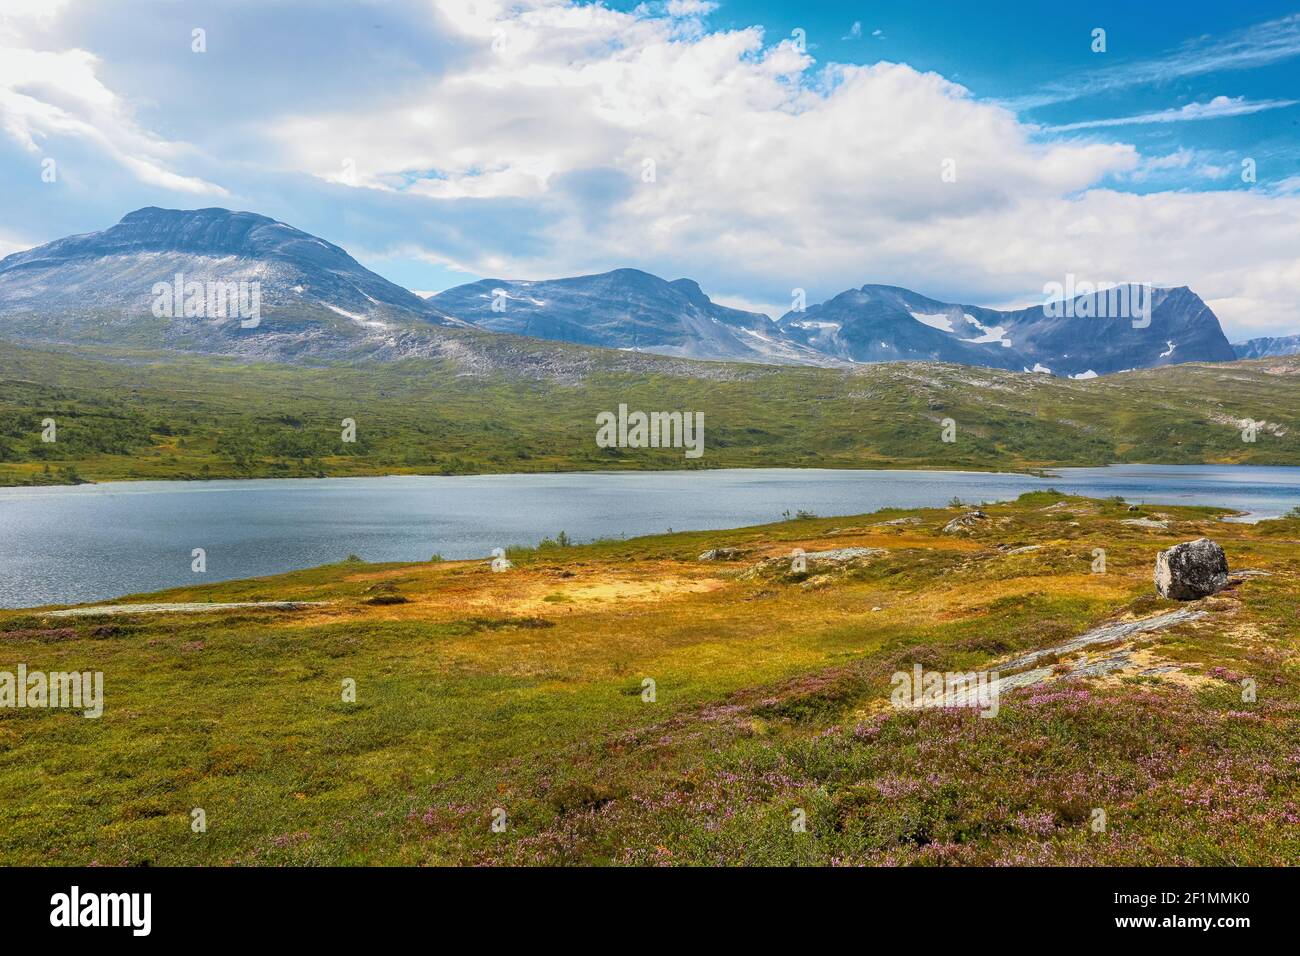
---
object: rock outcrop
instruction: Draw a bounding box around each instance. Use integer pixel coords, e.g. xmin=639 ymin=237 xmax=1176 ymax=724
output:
xmin=1155 ymin=538 xmax=1229 ymax=600
xmin=742 ymin=546 xmax=885 ymax=580
xmin=698 ymin=547 xmax=746 ymax=561
xmin=942 ymin=510 xmax=988 ymax=535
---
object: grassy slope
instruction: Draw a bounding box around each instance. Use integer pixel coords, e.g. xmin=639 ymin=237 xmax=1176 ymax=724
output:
xmin=1 ymin=342 xmax=1298 ymax=485
xmin=1 ymin=492 xmax=1296 ymax=865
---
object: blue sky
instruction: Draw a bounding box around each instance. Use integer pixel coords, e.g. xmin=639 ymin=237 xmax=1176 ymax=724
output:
xmin=2 ymin=0 xmax=1298 ymax=338
xmin=699 ymin=0 xmax=1300 ymax=169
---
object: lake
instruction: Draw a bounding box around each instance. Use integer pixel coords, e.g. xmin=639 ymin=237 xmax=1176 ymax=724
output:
xmin=1 ymin=464 xmax=1297 ymax=609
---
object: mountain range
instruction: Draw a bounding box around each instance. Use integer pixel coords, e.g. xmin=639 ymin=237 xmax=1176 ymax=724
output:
xmin=1232 ymin=333 xmax=1300 ymax=360
xmin=774 ymin=282 xmax=1236 ymax=377
xmin=0 ymin=207 xmax=1277 ymax=375
xmin=429 ymin=269 xmax=832 ymax=366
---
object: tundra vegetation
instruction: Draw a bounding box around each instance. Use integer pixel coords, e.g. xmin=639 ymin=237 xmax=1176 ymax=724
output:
xmin=0 ymin=492 xmax=1295 ymax=865
xmin=1 ymin=343 xmax=1298 ymax=485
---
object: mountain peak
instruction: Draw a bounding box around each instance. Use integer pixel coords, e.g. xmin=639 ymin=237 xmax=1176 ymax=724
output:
xmin=0 ymin=208 xmax=1243 ymax=376
xmin=119 ymin=206 xmax=273 ymax=224
xmin=0 ymin=207 xmax=466 ymax=358
xmin=778 ymin=280 xmax=1235 ymax=375
xmin=431 ymin=269 xmax=833 ymax=366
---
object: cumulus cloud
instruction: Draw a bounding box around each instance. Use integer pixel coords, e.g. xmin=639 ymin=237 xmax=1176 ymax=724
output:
xmin=260 ymin=0 xmax=1296 ymax=336
xmin=2 ymin=0 xmax=1298 ymax=338
xmin=0 ymin=20 xmax=226 ymax=196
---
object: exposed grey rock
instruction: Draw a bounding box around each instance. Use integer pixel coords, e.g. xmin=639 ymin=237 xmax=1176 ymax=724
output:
xmin=698 ymin=547 xmax=745 ymax=561
xmin=942 ymin=510 xmax=989 ymax=534
xmin=1229 ymin=568 xmax=1271 ymax=580
xmin=743 ymin=546 xmax=885 ymax=578
xmin=796 ymin=547 xmax=883 ymax=563
xmin=1155 ymin=538 xmax=1229 ymax=600
xmin=944 ymin=608 xmax=1209 ymax=703
xmin=996 ymin=608 xmax=1207 ymax=673
xmin=945 ymin=666 xmax=1055 ymax=706
xmin=1122 ymin=517 xmax=1168 ymax=529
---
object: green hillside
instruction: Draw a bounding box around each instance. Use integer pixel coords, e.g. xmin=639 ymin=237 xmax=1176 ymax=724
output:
xmin=1 ymin=340 xmax=1297 ymax=485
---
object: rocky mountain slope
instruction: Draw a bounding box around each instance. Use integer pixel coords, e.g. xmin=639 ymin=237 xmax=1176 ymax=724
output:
xmin=0 ymin=208 xmax=1254 ymax=377
xmin=1234 ymin=333 xmax=1300 ymax=359
xmin=0 ymin=207 xmax=467 ymax=361
xmin=777 ymin=283 xmax=1237 ymax=378
xmin=431 ymin=269 xmax=834 ymax=366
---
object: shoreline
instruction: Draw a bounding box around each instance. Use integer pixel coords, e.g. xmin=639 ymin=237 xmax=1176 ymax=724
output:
xmin=7 ymin=456 xmax=1293 ymax=490
xmin=0 ymin=487 xmax=1270 ymax=613
xmin=0 ymin=460 xmax=1055 ymax=489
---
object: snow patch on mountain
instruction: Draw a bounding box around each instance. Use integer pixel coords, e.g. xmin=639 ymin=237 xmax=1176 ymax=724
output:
xmin=909 ymin=310 xmax=955 ymax=333
xmin=961 ymin=316 xmax=1012 ymax=347
xmin=327 ymin=304 xmax=390 ymax=330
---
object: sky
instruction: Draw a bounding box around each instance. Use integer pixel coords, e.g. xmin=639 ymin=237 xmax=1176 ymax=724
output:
xmin=2 ymin=0 xmax=1299 ymax=340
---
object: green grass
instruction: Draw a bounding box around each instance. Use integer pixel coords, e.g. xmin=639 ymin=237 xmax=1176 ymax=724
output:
xmin=1 ymin=342 xmax=1298 ymax=485
xmin=1 ymin=493 xmax=1295 ymax=865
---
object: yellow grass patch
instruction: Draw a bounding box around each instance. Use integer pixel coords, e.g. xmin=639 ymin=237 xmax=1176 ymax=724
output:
xmin=466 ymin=574 xmax=728 ymax=615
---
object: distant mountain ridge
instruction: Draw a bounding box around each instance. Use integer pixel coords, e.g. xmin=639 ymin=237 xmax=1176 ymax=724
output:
xmin=776 ymin=283 xmax=1236 ymax=378
xmin=429 ymin=269 xmax=835 ymax=366
xmin=0 ymin=207 xmax=1255 ymax=376
xmin=1233 ymin=333 xmax=1300 ymax=360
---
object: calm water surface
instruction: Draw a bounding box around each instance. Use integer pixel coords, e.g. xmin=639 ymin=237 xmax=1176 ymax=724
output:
xmin=1 ymin=465 xmax=1296 ymax=608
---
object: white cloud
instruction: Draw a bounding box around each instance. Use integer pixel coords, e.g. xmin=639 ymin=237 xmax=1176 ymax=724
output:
xmin=256 ymin=0 xmax=1300 ymax=336
xmin=1047 ymin=95 xmax=1298 ymax=131
xmin=3 ymin=0 xmax=1298 ymax=340
xmin=1007 ymin=14 xmax=1300 ymax=110
xmin=0 ymin=39 xmax=226 ymax=195
xmin=709 ymin=293 xmax=780 ymax=319
xmin=0 ymin=231 xmax=33 ymax=259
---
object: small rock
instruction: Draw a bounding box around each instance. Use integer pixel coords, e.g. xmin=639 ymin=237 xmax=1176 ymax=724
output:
xmin=877 ymin=516 xmax=922 ymax=526
xmin=1122 ymin=517 xmax=1168 ymax=529
xmin=1154 ymin=538 xmax=1229 ymax=601
xmin=742 ymin=546 xmax=885 ymax=579
xmin=796 ymin=547 xmax=881 ymax=564
xmin=698 ymin=547 xmax=744 ymax=561
xmin=942 ymin=510 xmax=989 ymax=535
